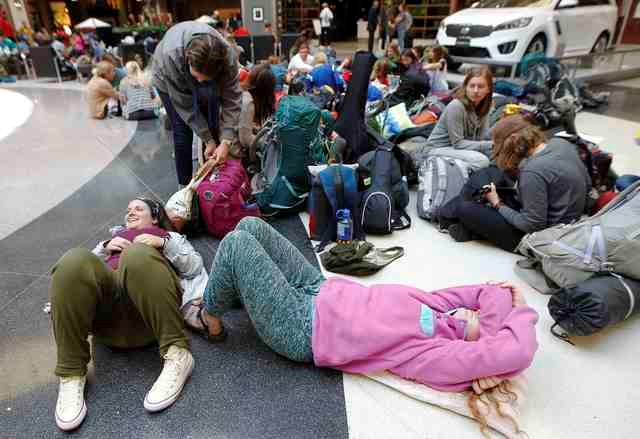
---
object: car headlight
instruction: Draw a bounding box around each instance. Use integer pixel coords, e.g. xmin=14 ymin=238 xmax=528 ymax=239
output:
xmin=494 ymin=17 xmax=532 ymax=31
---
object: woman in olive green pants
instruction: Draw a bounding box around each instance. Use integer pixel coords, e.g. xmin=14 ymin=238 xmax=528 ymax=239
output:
xmin=50 ymin=198 xmax=205 ymax=431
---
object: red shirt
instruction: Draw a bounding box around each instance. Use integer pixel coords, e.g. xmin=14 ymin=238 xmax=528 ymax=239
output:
xmin=0 ymin=17 xmax=14 ymax=39
xmin=234 ymin=27 xmax=250 ymax=37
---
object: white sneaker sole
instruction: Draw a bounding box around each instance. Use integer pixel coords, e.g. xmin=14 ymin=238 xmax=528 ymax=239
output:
xmin=55 ymin=401 xmax=87 ymax=431
xmin=143 ymin=357 xmax=194 ymax=413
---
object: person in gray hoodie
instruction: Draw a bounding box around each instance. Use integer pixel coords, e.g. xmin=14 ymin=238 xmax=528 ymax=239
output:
xmin=446 ymin=115 xmax=591 ymax=252
xmin=425 ymin=67 xmax=494 ymax=171
xmin=152 ymin=21 xmax=242 ymax=186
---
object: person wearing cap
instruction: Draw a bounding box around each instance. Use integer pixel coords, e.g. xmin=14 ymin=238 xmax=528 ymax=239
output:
xmin=152 ymin=21 xmax=242 ymax=187
xmin=445 ymin=114 xmax=592 ymax=251
xmin=49 ymin=197 xmax=211 ymax=431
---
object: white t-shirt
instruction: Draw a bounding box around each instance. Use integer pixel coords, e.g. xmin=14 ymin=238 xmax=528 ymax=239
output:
xmin=288 ymin=53 xmax=315 ymax=73
xmin=320 ymin=7 xmax=334 ymax=28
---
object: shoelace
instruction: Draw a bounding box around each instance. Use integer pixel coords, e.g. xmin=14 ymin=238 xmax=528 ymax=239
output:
xmin=59 ymin=378 xmax=83 ymax=409
xmin=154 ymin=352 xmax=186 ymax=392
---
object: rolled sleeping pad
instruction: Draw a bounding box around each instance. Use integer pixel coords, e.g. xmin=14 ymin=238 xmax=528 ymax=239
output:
xmin=548 ymin=274 xmax=640 ymax=339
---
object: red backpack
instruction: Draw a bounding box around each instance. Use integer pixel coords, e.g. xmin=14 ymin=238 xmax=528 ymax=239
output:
xmin=197 ymin=159 xmax=260 ymax=238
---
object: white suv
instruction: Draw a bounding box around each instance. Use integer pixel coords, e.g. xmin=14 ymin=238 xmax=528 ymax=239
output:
xmin=436 ymin=0 xmax=617 ymax=66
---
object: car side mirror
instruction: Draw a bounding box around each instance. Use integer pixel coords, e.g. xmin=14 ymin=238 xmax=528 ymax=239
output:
xmin=558 ymin=0 xmax=579 ymax=8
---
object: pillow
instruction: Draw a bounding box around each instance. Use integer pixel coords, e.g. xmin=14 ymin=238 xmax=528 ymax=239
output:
xmin=375 ymin=102 xmax=416 ymax=139
xmin=364 ymin=372 xmax=528 ymax=439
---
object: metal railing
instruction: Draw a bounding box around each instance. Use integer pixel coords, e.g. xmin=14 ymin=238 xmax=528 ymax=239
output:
xmin=451 ymin=45 xmax=640 ymax=80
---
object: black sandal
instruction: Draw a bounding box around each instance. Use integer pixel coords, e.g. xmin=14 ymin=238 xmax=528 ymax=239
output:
xmin=185 ymin=300 xmax=228 ymax=343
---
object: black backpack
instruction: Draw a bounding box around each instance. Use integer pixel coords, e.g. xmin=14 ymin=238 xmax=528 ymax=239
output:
xmin=357 ymin=143 xmax=411 ymax=234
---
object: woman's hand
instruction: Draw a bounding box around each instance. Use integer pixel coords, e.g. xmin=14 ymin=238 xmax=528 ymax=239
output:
xmin=133 ymin=233 xmax=164 ymax=249
xmin=484 ymin=182 xmax=501 ymax=208
xmin=472 ymin=376 xmax=504 ymax=395
xmin=105 ymin=237 xmax=131 ymax=254
xmin=491 ymin=282 xmax=528 ymax=307
xmin=205 ymin=140 xmax=230 ymax=164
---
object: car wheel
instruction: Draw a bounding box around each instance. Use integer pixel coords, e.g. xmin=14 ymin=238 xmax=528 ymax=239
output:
xmin=591 ymin=32 xmax=609 ymax=53
xmin=525 ymin=34 xmax=547 ymax=56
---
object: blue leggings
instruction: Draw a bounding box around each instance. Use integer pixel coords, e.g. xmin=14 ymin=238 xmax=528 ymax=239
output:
xmin=204 ymin=218 xmax=325 ymax=362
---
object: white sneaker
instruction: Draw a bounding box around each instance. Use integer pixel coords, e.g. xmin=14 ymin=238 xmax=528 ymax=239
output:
xmin=144 ymin=345 xmax=194 ymax=412
xmin=55 ymin=376 xmax=87 ymax=431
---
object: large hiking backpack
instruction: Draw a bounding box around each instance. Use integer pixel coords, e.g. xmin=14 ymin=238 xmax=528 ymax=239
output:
xmin=357 ymin=143 xmax=411 ymax=234
xmin=516 ymin=180 xmax=640 ymax=288
xmin=308 ymin=164 xmax=361 ymax=250
xmin=251 ymin=95 xmax=327 ymax=216
xmin=333 ymin=51 xmax=377 ymax=163
xmin=416 ymin=156 xmax=471 ymax=221
xmin=197 ymin=159 xmax=260 ymax=238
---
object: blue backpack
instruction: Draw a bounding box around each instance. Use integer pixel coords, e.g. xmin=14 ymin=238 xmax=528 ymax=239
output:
xmin=308 ymin=165 xmax=361 ymax=251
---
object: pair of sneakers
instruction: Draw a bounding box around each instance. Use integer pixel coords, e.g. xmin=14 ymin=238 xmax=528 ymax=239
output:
xmin=55 ymin=345 xmax=193 ymax=431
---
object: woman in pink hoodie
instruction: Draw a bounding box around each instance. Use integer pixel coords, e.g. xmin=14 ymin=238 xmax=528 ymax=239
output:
xmin=199 ymin=217 xmax=539 ymax=393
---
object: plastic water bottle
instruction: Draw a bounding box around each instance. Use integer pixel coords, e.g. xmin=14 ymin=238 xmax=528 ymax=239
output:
xmin=336 ymin=209 xmax=353 ymax=244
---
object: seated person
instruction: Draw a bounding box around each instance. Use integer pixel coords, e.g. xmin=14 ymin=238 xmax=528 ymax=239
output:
xmin=443 ymin=115 xmax=591 ymax=252
xmin=310 ymin=52 xmax=343 ymax=92
xmin=50 ymin=198 xmax=209 ymax=431
xmin=238 ymin=63 xmax=276 ymax=158
xmin=199 ymin=217 xmax=538 ymax=426
xmin=399 ymin=48 xmax=422 ymax=76
xmin=0 ymin=29 xmax=17 ymax=51
xmin=384 ymin=41 xmax=401 ymax=74
xmin=423 ymin=45 xmax=449 ymax=94
xmin=101 ymin=52 xmax=126 ymax=88
xmin=370 ymin=58 xmax=391 ymax=89
xmin=424 ymin=67 xmax=494 ymax=171
xmin=119 ymin=60 xmax=158 ymax=120
xmin=267 ymin=55 xmax=287 ymax=91
xmin=288 ymin=42 xmax=314 ymax=73
xmin=86 ymin=61 xmax=118 ymax=119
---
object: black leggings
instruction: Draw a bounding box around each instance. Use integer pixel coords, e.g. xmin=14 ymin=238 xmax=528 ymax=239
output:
xmin=454 ymin=199 xmax=525 ymax=252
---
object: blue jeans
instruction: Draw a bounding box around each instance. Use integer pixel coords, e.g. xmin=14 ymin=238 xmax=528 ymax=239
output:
xmin=158 ymin=84 xmax=219 ymax=185
xmin=397 ymin=27 xmax=406 ymax=51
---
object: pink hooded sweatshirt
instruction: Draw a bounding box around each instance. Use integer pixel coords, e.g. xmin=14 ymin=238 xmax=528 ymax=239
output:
xmin=312 ymin=279 xmax=538 ymax=392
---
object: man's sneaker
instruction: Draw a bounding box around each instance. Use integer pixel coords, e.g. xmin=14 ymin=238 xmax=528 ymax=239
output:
xmin=448 ymin=223 xmax=475 ymax=242
xmin=144 ymin=345 xmax=194 ymax=412
xmin=55 ymin=376 xmax=87 ymax=431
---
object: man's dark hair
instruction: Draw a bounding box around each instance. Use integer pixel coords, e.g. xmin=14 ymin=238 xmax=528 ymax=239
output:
xmin=186 ymin=36 xmax=233 ymax=82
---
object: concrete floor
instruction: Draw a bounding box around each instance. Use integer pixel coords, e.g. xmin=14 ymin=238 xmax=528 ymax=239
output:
xmin=1 ymin=71 xmax=640 ymax=438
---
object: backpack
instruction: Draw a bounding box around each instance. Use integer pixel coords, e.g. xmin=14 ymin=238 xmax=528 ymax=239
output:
xmin=516 ymin=180 xmax=640 ymax=288
xmin=416 ymin=156 xmax=470 ymax=222
xmin=308 ymin=164 xmax=361 ymax=250
xmin=357 ymin=143 xmax=411 ymax=234
xmin=251 ymin=95 xmax=326 ymax=216
xmin=197 ymin=159 xmax=261 ymax=238
xmin=548 ymin=274 xmax=640 ymax=341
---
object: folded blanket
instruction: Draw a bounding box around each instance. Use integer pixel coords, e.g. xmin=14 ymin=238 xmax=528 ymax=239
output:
xmin=364 ymin=372 xmax=528 ymax=439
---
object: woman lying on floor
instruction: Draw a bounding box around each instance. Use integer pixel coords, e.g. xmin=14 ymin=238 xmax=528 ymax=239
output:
xmin=424 ymin=66 xmax=494 ymax=171
xmin=441 ymin=114 xmax=591 ymax=252
xmin=49 ymin=198 xmax=210 ymax=431
xmin=197 ymin=217 xmax=538 ymax=428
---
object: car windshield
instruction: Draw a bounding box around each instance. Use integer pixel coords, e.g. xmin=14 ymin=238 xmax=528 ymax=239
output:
xmin=474 ymin=0 xmax=554 ymax=8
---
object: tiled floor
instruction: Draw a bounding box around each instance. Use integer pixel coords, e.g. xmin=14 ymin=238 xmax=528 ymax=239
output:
xmin=1 ymin=75 xmax=639 ymax=439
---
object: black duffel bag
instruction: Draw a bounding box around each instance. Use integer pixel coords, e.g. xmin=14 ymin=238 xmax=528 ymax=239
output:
xmin=548 ymin=274 xmax=640 ymax=342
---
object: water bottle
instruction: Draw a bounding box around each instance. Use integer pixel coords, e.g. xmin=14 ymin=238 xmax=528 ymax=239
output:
xmin=336 ymin=209 xmax=353 ymax=244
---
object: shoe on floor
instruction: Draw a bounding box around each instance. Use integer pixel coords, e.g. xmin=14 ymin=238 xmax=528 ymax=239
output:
xmin=448 ymin=223 xmax=475 ymax=242
xmin=55 ymin=375 xmax=87 ymax=431
xmin=144 ymin=345 xmax=194 ymax=413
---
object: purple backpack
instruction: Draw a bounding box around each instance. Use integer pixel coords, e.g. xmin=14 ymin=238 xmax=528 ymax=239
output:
xmin=197 ymin=159 xmax=261 ymax=238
